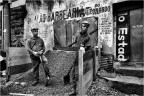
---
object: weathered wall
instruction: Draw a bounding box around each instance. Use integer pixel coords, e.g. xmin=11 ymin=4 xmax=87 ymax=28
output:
xmin=24 ymin=2 xmax=54 ymax=51
xmin=51 ymin=0 xmax=114 ymax=54
xmin=23 ymin=0 xmax=131 ymax=53
xmin=23 ymin=0 xmax=113 ymax=53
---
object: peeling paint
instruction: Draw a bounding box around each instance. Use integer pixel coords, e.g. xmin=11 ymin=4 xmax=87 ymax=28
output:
xmin=24 ymin=0 xmax=116 ymax=53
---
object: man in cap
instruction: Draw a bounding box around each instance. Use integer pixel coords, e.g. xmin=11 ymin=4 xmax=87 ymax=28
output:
xmin=27 ymin=28 xmax=50 ymax=86
xmin=68 ymin=20 xmax=91 ymax=50
xmin=67 ymin=20 xmax=91 ymax=95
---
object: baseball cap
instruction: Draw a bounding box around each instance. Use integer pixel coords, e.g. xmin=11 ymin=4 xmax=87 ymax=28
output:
xmin=82 ymin=21 xmax=89 ymax=25
xmin=31 ymin=28 xmax=38 ymax=31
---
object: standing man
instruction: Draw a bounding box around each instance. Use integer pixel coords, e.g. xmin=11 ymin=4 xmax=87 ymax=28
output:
xmin=67 ymin=20 xmax=92 ymax=95
xmin=69 ymin=20 xmax=91 ymax=50
xmin=27 ymin=27 xmax=50 ymax=86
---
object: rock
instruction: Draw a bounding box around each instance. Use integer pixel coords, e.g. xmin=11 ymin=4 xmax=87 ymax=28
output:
xmin=20 ymin=82 xmax=27 ymax=87
xmin=15 ymin=82 xmax=20 ymax=85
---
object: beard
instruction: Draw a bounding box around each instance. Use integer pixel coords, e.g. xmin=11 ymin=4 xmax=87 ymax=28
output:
xmin=80 ymin=30 xmax=87 ymax=35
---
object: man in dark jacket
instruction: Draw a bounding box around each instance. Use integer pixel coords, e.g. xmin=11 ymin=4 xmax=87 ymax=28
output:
xmin=68 ymin=20 xmax=91 ymax=50
xmin=67 ymin=20 xmax=91 ymax=95
xmin=27 ymin=28 xmax=50 ymax=86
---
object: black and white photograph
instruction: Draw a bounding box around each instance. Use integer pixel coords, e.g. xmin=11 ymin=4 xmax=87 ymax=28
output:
xmin=0 ymin=0 xmax=143 ymax=96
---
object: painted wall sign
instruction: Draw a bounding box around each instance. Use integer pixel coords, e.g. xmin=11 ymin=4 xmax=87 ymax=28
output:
xmin=116 ymin=12 xmax=130 ymax=61
xmin=34 ymin=4 xmax=110 ymax=22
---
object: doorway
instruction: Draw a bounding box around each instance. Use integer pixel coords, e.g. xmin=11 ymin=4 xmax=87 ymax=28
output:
xmin=130 ymin=8 xmax=143 ymax=62
xmin=114 ymin=1 xmax=144 ymax=65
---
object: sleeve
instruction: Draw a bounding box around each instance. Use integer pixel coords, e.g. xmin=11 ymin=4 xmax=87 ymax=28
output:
xmin=41 ymin=39 xmax=45 ymax=53
xmin=83 ymin=35 xmax=91 ymax=46
xmin=26 ymin=39 xmax=33 ymax=54
xmin=74 ymin=35 xmax=78 ymax=44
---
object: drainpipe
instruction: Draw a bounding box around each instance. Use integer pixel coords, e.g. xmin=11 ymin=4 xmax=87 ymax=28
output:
xmin=1 ymin=0 xmax=11 ymax=82
xmin=3 ymin=0 xmax=11 ymax=50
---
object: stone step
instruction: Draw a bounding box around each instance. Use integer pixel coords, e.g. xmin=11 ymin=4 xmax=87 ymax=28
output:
xmin=114 ymin=62 xmax=144 ymax=78
xmin=115 ymin=67 xmax=144 ymax=78
xmin=102 ymin=75 xmax=144 ymax=95
xmin=103 ymin=75 xmax=144 ymax=85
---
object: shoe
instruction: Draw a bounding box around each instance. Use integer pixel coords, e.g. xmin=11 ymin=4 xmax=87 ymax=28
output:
xmin=45 ymin=77 xmax=50 ymax=87
xmin=67 ymin=88 xmax=77 ymax=96
xmin=45 ymin=79 xmax=49 ymax=87
xmin=68 ymin=90 xmax=76 ymax=96
xmin=31 ymin=81 xmax=38 ymax=86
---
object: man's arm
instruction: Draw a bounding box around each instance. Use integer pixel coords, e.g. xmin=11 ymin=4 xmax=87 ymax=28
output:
xmin=67 ymin=35 xmax=78 ymax=47
xmin=41 ymin=39 xmax=45 ymax=54
xmin=26 ymin=39 xmax=34 ymax=54
xmin=67 ymin=41 xmax=77 ymax=47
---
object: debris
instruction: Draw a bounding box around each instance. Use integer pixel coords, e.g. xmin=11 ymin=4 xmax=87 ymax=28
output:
xmin=9 ymin=93 xmax=34 ymax=96
xmin=20 ymin=82 xmax=27 ymax=87
xmin=15 ymin=82 xmax=20 ymax=85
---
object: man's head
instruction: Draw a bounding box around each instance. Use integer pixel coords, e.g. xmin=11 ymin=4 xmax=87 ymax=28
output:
xmin=81 ymin=21 xmax=90 ymax=34
xmin=31 ymin=28 xmax=38 ymax=37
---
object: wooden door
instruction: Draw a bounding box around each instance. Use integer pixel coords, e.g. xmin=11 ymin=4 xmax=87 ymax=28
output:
xmin=130 ymin=8 xmax=143 ymax=62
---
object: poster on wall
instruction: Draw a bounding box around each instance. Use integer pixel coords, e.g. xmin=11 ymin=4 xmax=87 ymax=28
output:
xmin=116 ymin=12 xmax=130 ymax=62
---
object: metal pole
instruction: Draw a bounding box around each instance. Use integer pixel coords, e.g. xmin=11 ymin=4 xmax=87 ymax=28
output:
xmin=1 ymin=4 xmax=4 ymax=50
xmin=3 ymin=0 xmax=10 ymax=50
xmin=2 ymin=0 xmax=11 ymax=82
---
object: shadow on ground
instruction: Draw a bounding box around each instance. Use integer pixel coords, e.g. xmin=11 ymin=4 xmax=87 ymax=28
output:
xmin=112 ymin=81 xmax=143 ymax=95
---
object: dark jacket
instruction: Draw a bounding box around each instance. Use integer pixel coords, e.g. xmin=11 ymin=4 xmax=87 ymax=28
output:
xmin=74 ymin=32 xmax=91 ymax=48
xmin=27 ymin=37 xmax=45 ymax=57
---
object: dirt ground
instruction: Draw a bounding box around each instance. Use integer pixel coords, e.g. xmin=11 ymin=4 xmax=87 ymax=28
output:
xmin=1 ymin=64 xmax=141 ymax=96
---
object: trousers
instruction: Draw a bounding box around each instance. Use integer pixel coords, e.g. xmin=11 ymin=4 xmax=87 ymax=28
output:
xmin=31 ymin=56 xmax=50 ymax=81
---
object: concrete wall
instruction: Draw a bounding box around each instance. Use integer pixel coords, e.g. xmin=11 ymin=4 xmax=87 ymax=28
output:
xmin=0 ymin=0 xmax=129 ymax=52
xmin=23 ymin=0 xmax=115 ymax=54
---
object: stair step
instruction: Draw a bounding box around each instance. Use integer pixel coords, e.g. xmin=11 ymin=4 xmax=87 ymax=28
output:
xmin=103 ymin=75 xmax=144 ymax=85
xmin=113 ymin=62 xmax=144 ymax=78
xmin=117 ymin=66 xmax=144 ymax=71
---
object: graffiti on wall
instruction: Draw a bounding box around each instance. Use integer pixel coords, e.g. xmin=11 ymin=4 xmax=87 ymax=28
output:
xmin=32 ymin=4 xmax=110 ymax=22
xmin=24 ymin=0 xmax=113 ymax=53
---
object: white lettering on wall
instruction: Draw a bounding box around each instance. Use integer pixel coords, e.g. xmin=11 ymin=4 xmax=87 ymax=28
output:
xmin=118 ymin=16 xmax=125 ymax=22
xmin=117 ymin=28 xmax=128 ymax=61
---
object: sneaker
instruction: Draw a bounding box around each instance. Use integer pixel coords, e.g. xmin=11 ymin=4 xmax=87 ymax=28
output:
xmin=68 ymin=90 xmax=77 ymax=96
xmin=45 ymin=79 xmax=49 ymax=87
xmin=31 ymin=81 xmax=38 ymax=86
xmin=2 ymin=70 xmax=6 ymax=76
xmin=45 ymin=76 xmax=50 ymax=87
xmin=47 ymin=76 xmax=50 ymax=80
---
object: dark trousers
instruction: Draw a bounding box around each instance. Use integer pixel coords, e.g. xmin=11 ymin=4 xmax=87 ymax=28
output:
xmin=31 ymin=56 xmax=50 ymax=81
xmin=0 ymin=60 xmax=6 ymax=71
